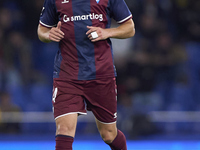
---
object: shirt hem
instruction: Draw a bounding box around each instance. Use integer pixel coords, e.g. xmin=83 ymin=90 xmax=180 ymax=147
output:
xmin=53 ymin=74 xmax=117 ymax=81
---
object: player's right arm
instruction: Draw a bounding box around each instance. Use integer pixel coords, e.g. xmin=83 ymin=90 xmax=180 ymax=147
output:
xmin=37 ymin=21 xmax=64 ymax=43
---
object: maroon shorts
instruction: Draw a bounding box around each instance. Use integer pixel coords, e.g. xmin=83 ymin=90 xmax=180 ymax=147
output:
xmin=52 ymin=77 xmax=117 ymax=123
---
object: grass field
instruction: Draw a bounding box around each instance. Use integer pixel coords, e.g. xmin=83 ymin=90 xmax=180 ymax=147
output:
xmin=1 ymin=140 xmax=200 ymax=150
xmin=1 ymin=134 xmax=200 ymax=150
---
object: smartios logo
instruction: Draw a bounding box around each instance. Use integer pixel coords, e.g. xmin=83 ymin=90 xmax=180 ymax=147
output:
xmin=63 ymin=13 xmax=103 ymax=22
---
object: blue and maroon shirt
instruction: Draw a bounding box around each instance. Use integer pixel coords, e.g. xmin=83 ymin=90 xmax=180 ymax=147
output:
xmin=40 ymin=0 xmax=132 ymax=80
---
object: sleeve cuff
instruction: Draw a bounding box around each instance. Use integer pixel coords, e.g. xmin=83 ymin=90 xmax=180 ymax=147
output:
xmin=117 ymin=15 xmax=132 ymax=24
xmin=39 ymin=20 xmax=57 ymax=28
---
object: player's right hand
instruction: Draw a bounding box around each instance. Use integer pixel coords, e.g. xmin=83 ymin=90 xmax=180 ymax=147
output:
xmin=49 ymin=21 xmax=65 ymax=42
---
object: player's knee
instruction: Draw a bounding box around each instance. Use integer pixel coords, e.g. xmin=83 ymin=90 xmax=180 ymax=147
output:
xmin=100 ymin=129 xmax=116 ymax=144
xmin=56 ymin=123 xmax=76 ymax=136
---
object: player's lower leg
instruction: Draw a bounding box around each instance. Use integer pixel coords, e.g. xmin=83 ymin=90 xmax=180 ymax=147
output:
xmin=55 ymin=114 xmax=78 ymax=150
xmin=95 ymin=119 xmax=127 ymax=150
xmin=55 ymin=135 xmax=74 ymax=150
xmin=107 ymin=129 xmax=127 ymax=150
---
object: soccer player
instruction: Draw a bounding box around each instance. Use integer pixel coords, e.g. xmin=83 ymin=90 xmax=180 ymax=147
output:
xmin=37 ymin=0 xmax=135 ymax=149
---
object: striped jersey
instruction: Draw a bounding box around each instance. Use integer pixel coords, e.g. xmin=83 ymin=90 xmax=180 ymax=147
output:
xmin=39 ymin=0 xmax=132 ymax=80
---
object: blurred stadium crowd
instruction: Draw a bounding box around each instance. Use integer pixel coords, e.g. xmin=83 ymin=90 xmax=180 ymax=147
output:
xmin=0 ymin=0 xmax=200 ymax=139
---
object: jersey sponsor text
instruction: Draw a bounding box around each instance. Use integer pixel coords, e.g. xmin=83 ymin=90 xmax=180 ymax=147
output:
xmin=63 ymin=13 xmax=103 ymax=23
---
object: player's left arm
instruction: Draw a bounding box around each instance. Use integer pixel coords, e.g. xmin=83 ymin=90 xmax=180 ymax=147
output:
xmin=86 ymin=18 xmax=135 ymax=42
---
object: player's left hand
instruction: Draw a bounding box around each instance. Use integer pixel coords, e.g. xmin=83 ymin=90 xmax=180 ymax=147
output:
xmin=86 ymin=26 xmax=109 ymax=42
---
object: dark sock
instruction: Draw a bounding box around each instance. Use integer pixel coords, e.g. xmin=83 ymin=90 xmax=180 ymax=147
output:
xmin=108 ymin=130 xmax=127 ymax=150
xmin=55 ymin=134 xmax=74 ymax=150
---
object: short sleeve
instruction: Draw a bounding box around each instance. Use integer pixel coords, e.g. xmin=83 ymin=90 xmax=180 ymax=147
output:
xmin=110 ymin=0 xmax=132 ymax=24
xmin=39 ymin=0 xmax=59 ymax=28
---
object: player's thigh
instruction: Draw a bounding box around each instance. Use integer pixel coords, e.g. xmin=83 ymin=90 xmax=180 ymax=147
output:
xmin=55 ymin=113 xmax=78 ymax=137
xmin=53 ymin=79 xmax=87 ymax=119
xmin=85 ymin=78 xmax=117 ymax=123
